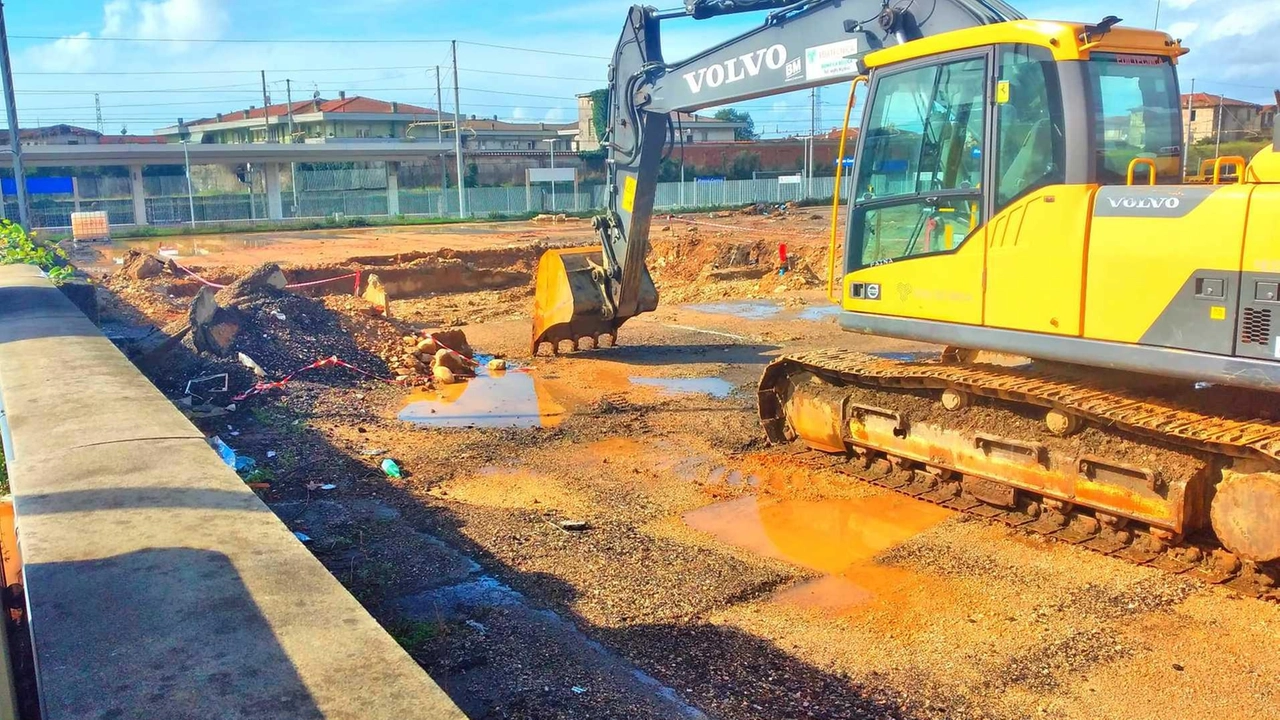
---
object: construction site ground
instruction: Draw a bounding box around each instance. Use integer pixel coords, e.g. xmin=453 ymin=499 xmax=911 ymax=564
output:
xmin=95 ymin=208 xmax=1280 ymax=720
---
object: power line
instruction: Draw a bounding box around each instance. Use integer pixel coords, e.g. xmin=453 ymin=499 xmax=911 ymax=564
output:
xmin=13 ymin=64 xmax=441 ymax=76
xmin=10 ymin=34 xmax=449 ymax=45
xmin=9 ymin=35 xmax=612 ymax=61
xmin=458 ymin=41 xmax=607 ymax=60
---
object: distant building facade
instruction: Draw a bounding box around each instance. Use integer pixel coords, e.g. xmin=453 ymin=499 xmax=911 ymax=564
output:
xmin=573 ymin=93 xmax=746 ymax=150
xmin=1181 ymin=93 xmax=1277 ymax=143
xmin=154 ymin=94 xmax=441 ymax=144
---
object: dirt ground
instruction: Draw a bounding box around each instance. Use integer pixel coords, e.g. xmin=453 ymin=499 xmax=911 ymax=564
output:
xmin=94 ymin=208 xmax=1280 ymax=720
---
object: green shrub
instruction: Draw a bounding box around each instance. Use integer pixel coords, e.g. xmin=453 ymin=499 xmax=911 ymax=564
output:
xmin=0 ymin=220 xmax=73 ymax=283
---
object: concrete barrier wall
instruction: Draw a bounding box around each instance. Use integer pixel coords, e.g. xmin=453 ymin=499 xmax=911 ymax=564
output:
xmin=0 ymin=265 xmax=465 ymax=720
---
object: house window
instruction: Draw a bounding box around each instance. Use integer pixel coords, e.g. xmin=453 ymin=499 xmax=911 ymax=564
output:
xmin=1190 ymin=109 xmax=1197 ymax=121
xmin=355 ymin=128 xmax=369 ymax=138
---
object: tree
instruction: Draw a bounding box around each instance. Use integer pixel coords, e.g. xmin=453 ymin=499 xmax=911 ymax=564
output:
xmin=728 ymin=151 xmax=762 ymax=180
xmin=713 ymin=109 xmax=757 ymax=141
xmin=587 ymin=88 xmax=609 ymax=142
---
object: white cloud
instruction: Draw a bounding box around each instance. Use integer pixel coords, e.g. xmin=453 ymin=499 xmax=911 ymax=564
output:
xmin=1166 ymin=21 xmax=1198 ymax=40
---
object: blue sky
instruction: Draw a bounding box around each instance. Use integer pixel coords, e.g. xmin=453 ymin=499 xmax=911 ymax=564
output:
xmin=3 ymin=0 xmax=1277 ymax=136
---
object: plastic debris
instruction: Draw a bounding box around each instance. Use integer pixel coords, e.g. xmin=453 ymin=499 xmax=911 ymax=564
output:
xmin=381 ymin=458 xmax=403 ymax=478
xmin=208 ymin=436 xmax=237 ymax=468
xmin=267 ymin=451 xmax=277 ymax=459
xmin=465 ymin=619 xmax=487 ymax=634
xmin=238 ymin=352 xmax=267 ymax=378
xmin=558 ymin=520 xmax=589 ymax=532
xmin=571 ymin=686 xmax=587 ymax=695
xmin=361 ymin=448 xmax=389 ymax=457
xmin=293 ymin=531 xmax=312 ymax=543
xmin=320 ymin=484 xmax=337 ymax=491
xmin=234 ymin=456 xmax=256 ymax=473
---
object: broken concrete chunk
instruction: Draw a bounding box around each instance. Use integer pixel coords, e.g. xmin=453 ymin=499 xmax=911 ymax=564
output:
xmin=428 ymin=328 xmax=473 ymax=358
xmin=362 ymin=273 xmax=390 ymax=316
xmin=487 ymin=358 xmax=507 ymax=372
xmin=125 ymin=251 xmax=165 ymax=280
xmin=189 ymin=287 xmax=241 ymax=357
xmin=216 ymin=263 xmax=288 ymax=305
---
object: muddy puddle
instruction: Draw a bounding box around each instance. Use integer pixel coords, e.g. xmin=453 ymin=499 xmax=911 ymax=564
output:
xmin=684 ymin=493 xmax=951 ymax=611
xmin=399 ymin=365 xmax=567 ymax=429
xmin=684 ymin=299 xmax=843 ymax=323
xmin=630 ymin=376 xmax=735 ymax=398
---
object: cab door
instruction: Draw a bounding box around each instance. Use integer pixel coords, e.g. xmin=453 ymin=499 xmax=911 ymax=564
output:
xmin=843 ymin=50 xmax=991 ymax=325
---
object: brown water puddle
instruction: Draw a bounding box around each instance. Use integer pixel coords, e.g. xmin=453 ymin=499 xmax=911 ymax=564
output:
xmin=683 ymin=493 xmax=952 ymax=612
xmin=399 ymin=368 xmax=568 ymax=429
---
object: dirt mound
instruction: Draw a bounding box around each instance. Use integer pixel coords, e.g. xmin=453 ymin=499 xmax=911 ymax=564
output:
xmin=146 ymin=281 xmax=397 ymax=401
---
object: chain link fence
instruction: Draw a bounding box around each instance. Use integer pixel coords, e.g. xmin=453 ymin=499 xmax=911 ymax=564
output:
xmin=12 ymin=172 xmax=853 ymax=231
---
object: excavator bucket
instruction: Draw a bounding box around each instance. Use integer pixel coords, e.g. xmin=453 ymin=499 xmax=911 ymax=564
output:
xmin=530 ymin=247 xmax=657 ymax=355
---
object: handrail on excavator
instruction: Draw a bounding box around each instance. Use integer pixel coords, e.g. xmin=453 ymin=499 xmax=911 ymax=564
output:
xmin=1212 ymin=156 xmax=1247 ymax=185
xmin=1126 ymin=157 xmax=1157 ymax=186
xmin=828 ymin=75 xmax=868 ymax=304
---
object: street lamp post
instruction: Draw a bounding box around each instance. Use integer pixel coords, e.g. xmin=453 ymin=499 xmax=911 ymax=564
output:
xmin=542 ymin=137 xmax=558 ymax=210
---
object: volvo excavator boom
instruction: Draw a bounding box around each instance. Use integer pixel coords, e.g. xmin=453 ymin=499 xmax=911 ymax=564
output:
xmin=531 ymin=0 xmax=1024 ymax=353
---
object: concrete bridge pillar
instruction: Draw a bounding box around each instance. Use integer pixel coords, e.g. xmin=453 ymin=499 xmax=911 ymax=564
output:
xmin=386 ymin=162 xmax=400 ymax=216
xmin=264 ymin=163 xmax=283 ymax=220
xmin=129 ymin=164 xmax=148 ymax=226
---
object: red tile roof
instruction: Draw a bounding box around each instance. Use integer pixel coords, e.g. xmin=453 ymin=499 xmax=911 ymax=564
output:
xmin=188 ymin=96 xmax=438 ymax=126
xmin=1182 ymin=92 xmax=1260 ymax=109
xmin=99 ymin=134 xmax=168 ymax=144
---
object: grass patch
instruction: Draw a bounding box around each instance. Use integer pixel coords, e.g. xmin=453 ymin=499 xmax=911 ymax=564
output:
xmin=388 ymin=618 xmax=443 ymax=651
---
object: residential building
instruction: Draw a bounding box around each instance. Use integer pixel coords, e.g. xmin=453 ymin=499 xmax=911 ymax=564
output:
xmin=0 ymin=124 xmax=103 ymax=146
xmin=573 ymin=92 xmax=746 ymax=150
xmin=0 ymin=124 xmax=167 ymax=146
xmin=456 ymin=118 xmax=578 ymax=151
xmin=154 ymin=93 xmax=440 ymax=144
xmin=1181 ymin=93 xmax=1274 ymax=143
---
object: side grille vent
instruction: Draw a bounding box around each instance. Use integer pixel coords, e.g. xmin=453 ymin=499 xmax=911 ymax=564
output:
xmin=1241 ymin=307 xmax=1273 ymax=345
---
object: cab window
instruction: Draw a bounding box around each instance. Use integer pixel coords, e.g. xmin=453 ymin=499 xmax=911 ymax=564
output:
xmin=995 ymin=45 xmax=1065 ymax=208
xmin=850 ymin=55 xmax=987 ymax=269
xmin=1086 ymin=53 xmax=1182 ymax=183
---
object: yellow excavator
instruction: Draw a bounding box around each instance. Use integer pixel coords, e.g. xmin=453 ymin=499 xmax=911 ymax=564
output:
xmin=531 ymin=0 xmax=1280 ymax=597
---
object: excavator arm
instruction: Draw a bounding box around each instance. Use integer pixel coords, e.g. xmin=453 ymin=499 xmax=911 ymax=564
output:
xmin=531 ymin=0 xmax=1025 ymax=353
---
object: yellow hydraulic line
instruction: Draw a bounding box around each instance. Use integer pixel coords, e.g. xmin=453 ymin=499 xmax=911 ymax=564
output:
xmin=828 ymin=75 xmax=868 ymax=304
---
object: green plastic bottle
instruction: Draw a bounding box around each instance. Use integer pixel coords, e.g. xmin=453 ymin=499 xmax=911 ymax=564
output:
xmin=380 ymin=458 xmax=403 ymax=478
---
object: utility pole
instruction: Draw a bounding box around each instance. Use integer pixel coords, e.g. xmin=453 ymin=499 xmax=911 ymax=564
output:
xmin=286 ymin=78 xmax=298 ymax=214
xmin=807 ymin=87 xmax=817 ymax=198
xmin=451 ymin=41 xmax=466 ymax=218
xmin=260 ymin=70 xmax=272 ymax=142
xmin=436 ymin=66 xmax=447 ymax=215
xmin=1184 ymin=77 xmax=1194 ymax=170
xmin=1154 ymin=0 xmax=1161 ymax=29
xmin=0 ymin=1 xmax=29 ymax=229
xmin=1215 ymin=91 xmax=1224 ymax=157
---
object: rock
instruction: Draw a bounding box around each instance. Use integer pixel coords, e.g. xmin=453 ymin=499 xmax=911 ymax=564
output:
xmin=487 ymin=358 xmax=507 ymax=371
xmin=401 ymin=336 xmax=418 ymax=348
xmin=415 ymin=337 xmax=440 ymax=355
xmin=126 ymin=252 xmax=166 ymax=280
xmin=189 ymin=287 xmax=241 ymax=357
xmin=433 ymin=364 xmax=457 ymax=385
xmin=434 ymin=348 xmax=476 ymax=376
xmin=428 ymin=328 xmax=473 ymax=357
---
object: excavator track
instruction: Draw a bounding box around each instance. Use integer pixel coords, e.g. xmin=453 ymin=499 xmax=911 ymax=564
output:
xmin=758 ymin=349 xmax=1280 ymax=601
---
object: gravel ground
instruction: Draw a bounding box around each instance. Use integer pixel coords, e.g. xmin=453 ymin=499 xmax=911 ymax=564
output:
xmin=99 ymin=217 xmax=1280 ymax=720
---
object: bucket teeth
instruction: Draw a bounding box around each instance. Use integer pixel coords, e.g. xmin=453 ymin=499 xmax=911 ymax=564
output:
xmin=534 ymin=332 xmax=617 ymax=357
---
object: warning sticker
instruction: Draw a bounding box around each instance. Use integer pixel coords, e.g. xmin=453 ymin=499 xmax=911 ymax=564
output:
xmin=804 ymin=39 xmax=861 ymax=82
xmin=621 ymin=175 xmax=637 ymax=213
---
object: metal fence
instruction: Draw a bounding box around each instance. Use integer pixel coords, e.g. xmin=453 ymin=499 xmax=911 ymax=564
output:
xmin=13 ymin=174 xmax=854 ymax=230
